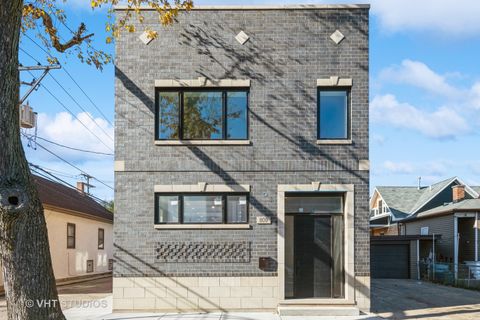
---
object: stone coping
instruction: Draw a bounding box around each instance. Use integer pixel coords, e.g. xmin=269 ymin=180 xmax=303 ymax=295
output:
xmin=115 ymin=4 xmax=370 ymax=11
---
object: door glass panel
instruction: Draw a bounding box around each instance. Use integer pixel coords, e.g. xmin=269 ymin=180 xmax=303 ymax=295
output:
xmin=285 ymin=196 xmax=343 ymax=213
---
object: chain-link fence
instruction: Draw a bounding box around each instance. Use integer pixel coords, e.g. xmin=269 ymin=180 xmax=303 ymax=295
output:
xmin=419 ymin=262 xmax=480 ymax=290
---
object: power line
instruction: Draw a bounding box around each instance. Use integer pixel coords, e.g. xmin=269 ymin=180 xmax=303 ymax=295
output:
xmin=25 ymin=134 xmax=114 ymax=156
xmin=62 ymin=68 xmax=114 ymax=127
xmin=37 ymin=81 xmax=114 ymax=152
xmin=47 ymin=73 xmax=114 ymax=141
xmin=22 ymin=133 xmax=114 ymax=190
xmin=29 ymin=164 xmax=110 ymax=206
xmin=23 ymin=33 xmax=114 ymax=128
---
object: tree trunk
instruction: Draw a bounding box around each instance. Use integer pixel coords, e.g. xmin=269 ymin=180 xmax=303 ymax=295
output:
xmin=0 ymin=1 xmax=65 ymax=319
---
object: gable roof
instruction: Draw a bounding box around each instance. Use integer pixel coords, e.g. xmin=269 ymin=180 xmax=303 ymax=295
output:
xmin=373 ymin=177 xmax=480 ymax=222
xmin=374 ymin=186 xmax=423 ymax=220
xmin=34 ymin=175 xmax=113 ymax=223
xmin=405 ymin=198 xmax=480 ymax=220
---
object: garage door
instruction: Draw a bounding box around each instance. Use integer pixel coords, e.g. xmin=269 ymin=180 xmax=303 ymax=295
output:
xmin=371 ymin=244 xmax=409 ymax=279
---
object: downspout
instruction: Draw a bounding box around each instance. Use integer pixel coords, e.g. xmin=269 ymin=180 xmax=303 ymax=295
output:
xmin=417 ymin=239 xmax=420 ymax=280
xmin=454 ymin=217 xmax=458 ymax=280
xmin=475 ymin=212 xmax=478 ymax=262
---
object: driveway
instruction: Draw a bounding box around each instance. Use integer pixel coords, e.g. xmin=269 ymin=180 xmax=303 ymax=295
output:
xmin=372 ymin=279 xmax=480 ymax=319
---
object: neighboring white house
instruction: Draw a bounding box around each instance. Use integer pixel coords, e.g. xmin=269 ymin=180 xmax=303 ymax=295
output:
xmin=0 ymin=175 xmax=113 ymax=292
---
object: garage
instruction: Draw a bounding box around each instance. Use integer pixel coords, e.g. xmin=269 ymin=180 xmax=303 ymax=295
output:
xmin=371 ymin=242 xmax=410 ymax=279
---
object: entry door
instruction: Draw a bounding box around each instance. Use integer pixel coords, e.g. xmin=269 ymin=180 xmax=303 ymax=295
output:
xmin=294 ymin=215 xmax=333 ymax=298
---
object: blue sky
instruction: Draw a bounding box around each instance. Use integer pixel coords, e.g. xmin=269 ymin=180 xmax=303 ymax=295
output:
xmin=19 ymin=0 xmax=480 ymax=200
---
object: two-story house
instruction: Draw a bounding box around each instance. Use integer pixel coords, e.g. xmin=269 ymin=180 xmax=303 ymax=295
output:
xmin=370 ymin=177 xmax=480 ymax=279
xmin=114 ymin=4 xmax=370 ymax=315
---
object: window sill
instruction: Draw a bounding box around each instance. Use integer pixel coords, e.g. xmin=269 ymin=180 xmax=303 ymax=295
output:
xmin=155 ymin=140 xmax=251 ymax=146
xmin=316 ymin=139 xmax=352 ymax=145
xmin=154 ymin=224 xmax=251 ymax=230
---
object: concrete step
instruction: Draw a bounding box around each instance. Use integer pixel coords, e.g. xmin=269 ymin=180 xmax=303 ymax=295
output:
xmin=278 ymin=306 xmax=360 ymax=317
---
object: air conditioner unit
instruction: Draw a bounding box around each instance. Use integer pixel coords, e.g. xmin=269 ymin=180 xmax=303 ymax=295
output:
xmin=19 ymin=103 xmax=37 ymax=129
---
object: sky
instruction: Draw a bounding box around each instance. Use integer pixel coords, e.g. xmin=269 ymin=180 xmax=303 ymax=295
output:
xmin=19 ymin=0 xmax=480 ymax=201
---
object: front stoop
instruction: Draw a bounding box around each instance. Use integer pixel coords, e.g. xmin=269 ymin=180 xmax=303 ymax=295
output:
xmin=278 ymin=305 xmax=360 ymax=317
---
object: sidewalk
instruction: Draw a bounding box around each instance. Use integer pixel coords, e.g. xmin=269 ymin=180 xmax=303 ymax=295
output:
xmin=63 ymin=295 xmax=381 ymax=320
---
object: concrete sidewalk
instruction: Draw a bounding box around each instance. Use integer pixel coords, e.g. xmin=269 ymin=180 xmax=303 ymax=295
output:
xmin=63 ymin=295 xmax=381 ymax=320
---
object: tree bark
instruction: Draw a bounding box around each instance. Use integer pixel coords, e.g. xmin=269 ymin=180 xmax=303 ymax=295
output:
xmin=0 ymin=1 xmax=65 ymax=319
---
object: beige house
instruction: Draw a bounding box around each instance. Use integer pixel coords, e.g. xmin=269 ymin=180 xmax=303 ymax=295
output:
xmin=0 ymin=175 xmax=113 ymax=292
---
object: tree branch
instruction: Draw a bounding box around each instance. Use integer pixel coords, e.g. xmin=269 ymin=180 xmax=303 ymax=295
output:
xmin=23 ymin=4 xmax=94 ymax=52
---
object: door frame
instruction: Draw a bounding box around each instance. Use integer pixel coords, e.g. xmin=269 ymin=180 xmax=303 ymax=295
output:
xmin=277 ymin=183 xmax=355 ymax=304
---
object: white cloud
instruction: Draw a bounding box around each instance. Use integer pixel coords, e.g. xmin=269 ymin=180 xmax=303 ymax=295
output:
xmin=32 ymin=112 xmax=114 ymax=161
xmin=379 ymin=60 xmax=461 ymax=99
xmin=369 ymin=0 xmax=480 ymax=37
xmin=383 ymin=161 xmax=414 ymax=174
xmin=370 ymin=94 xmax=470 ymax=139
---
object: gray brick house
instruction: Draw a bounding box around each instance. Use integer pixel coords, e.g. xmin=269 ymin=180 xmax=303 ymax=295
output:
xmin=113 ymin=4 xmax=370 ymax=315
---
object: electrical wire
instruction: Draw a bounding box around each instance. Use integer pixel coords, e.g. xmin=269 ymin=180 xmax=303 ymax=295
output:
xmin=47 ymin=73 xmax=114 ymax=142
xmin=37 ymin=82 xmax=114 ymax=152
xmin=24 ymin=134 xmax=114 ymax=156
xmin=22 ymin=133 xmax=114 ymax=190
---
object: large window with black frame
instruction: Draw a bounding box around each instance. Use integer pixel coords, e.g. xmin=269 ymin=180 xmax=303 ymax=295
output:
xmin=156 ymin=88 xmax=249 ymax=140
xmin=155 ymin=193 xmax=248 ymax=224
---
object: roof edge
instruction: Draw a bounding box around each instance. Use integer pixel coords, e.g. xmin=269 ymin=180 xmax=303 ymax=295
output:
xmin=114 ymin=4 xmax=370 ymax=11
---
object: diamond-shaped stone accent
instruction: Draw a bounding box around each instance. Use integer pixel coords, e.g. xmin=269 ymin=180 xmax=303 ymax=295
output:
xmin=330 ymin=30 xmax=345 ymax=45
xmin=235 ymin=31 xmax=250 ymax=45
xmin=139 ymin=31 xmax=154 ymax=45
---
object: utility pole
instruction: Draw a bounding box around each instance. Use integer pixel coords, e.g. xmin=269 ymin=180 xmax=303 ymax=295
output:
xmin=19 ymin=64 xmax=61 ymax=104
xmin=80 ymin=173 xmax=95 ymax=195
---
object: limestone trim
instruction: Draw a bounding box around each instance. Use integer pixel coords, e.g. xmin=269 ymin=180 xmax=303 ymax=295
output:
xmin=277 ymin=184 xmax=355 ymax=304
xmin=155 ymin=140 xmax=251 ymax=146
xmin=114 ymin=160 xmax=125 ymax=172
xmin=112 ymin=276 xmax=280 ymax=312
xmin=116 ymin=5 xmax=370 ymax=11
xmin=358 ymin=160 xmax=370 ymax=171
xmin=154 ymin=184 xmax=251 ymax=193
xmin=316 ymin=139 xmax=352 ymax=145
xmin=154 ymin=224 xmax=251 ymax=230
xmin=155 ymin=79 xmax=250 ymax=88
xmin=317 ymin=77 xmax=353 ymax=87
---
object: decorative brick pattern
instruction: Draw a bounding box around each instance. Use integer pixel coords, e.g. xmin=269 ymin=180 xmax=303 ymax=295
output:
xmin=156 ymin=241 xmax=250 ymax=263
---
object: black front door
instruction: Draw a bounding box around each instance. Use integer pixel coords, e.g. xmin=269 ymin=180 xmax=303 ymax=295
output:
xmin=294 ymin=215 xmax=332 ymax=298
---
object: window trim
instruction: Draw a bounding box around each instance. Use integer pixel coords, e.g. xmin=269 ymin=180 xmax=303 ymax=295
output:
xmin=317 ymin=87 xmax=351 ymax=141
xmin=154 ymin=192 xmax=249 ymax=225
xmin=98 ymin=228 xmax=105 ymax=250
xmin=67 ymin=223 xmax=76 ymax=249
xmin=155 ymin=87 xmax=250 ymax=141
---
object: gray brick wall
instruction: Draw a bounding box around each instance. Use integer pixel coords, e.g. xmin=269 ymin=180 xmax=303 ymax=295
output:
xmin=114 ymin=7 xmax=369 ymax=277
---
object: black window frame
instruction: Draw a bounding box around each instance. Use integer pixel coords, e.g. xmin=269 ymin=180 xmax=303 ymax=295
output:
xmin=154 ymin=193 xmax=249 ymax=225
xmin=317 ymin=87 xmax=351 ymax=140
xmin=98 ymin=228 xmax=105 ymax=250
xmin=67 ymin=223 xmax=76 ymax=249
xmin=155 ymin=88 xmax=250 ymax=141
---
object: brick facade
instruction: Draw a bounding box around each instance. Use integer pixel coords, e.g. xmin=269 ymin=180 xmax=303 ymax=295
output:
xmin=114 ymin=5 xmax=369 ymax=311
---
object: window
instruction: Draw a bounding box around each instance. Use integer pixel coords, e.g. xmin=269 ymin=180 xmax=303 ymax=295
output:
xmin=67 ymin=223 xmax=75 ymax=249
xmin=98 ymin=228 xmax=105 ymax=250
xmin=318 ymin=89 xmax=349 ymax=139
xmin=155 ymin=193 xmax=248 ymax=224
xmin=156 ymin=89 xmax=248 ymax=140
